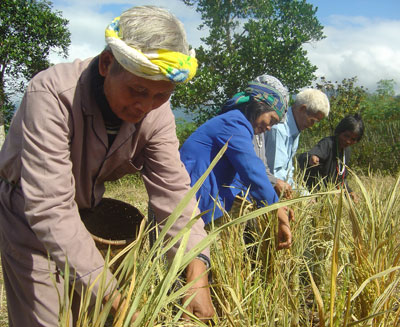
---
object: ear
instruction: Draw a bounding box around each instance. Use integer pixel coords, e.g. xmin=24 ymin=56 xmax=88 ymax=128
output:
xmin=298 ymin=104 xmax=308 ymax=114
xmin=99 ymin=51 xmax=114 ymax=77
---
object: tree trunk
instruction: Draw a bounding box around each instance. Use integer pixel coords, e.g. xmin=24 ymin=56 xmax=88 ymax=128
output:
xmin=0 ymin=111 xmax=5 ymax=149
xmin=0 ymin=79 xmax=6 ymax=148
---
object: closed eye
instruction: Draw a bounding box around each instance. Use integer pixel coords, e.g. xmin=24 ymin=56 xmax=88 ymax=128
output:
xmin=130 ymin=86 xmax=147 ymax=95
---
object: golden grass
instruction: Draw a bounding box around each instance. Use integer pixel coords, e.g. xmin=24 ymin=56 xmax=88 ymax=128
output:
xmin=1 ymin=171 xmax=400 ymax=326
xmin=104 ymin=174 xmax=149 ymax=215
xmin=0 ymin=264 xmax=8 ymax=327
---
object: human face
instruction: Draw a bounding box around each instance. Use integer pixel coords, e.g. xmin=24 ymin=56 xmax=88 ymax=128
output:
xmin=252 ymin=111 xmax=280 ymax=135
xmin=338 ymin=131 xmax=359 ymax=149
xmin=293 ymin=105 xmax=325 ymax=131
xmin=99 ymin=52 xmax=175 ymax=123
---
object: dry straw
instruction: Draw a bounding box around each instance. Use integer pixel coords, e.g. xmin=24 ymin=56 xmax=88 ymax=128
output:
xmin=54 ymin=155 xmax=400 ymax=326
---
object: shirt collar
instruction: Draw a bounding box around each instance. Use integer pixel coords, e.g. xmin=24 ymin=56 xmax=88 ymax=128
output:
xmin=286 ymin=107 xmax=300 ymax=138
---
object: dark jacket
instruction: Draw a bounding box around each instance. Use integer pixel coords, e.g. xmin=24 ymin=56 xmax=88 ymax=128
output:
xmin=297 ymin=136 xmax=352 ymax=193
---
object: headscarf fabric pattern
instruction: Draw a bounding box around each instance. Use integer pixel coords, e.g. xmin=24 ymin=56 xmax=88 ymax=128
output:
xmin=223 ymin=74 xmax=289 ymax=121
xmin=105 ymin=17 xmax=198 ymax=83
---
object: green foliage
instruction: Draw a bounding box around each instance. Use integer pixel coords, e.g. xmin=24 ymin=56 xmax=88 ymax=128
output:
xmin=0 ymin=98 xmax=16 ymax=133
xmin=0 ymin=0 xmax=70 ymax=124
xmin=314 ymin=77 xmax=368 ymax=135
xmin=172 ymin=0 xmax=325 ymax=124
xmin=376 ymin=78 xmax=396 ymax=97
xmin=362 ymin=79 xmax=400 ymax=122
xmin=300 ymin=78 xmax=400 ymax=175
xmin=353 ymin=80 xmax=400 ymax=174
xmin=175 ymin=118 xmax=198 ymax=147
xmin=57 ymin=174 xmax=400 ymax=326
xmin=353 ymin=121 xmax=400 ymax=174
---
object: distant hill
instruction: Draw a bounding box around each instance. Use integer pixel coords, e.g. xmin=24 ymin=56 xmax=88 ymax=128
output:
xmin=172 ymin=107 xmax=194 ymax=122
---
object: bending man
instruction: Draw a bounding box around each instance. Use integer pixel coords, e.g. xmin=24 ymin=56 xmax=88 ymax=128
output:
xmin=0 ymin=6 xmax=213 ymax=326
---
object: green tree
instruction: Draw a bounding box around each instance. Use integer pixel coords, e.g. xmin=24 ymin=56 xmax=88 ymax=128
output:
xmin=0 ymin=0 xmax=70 ymax=134
xmin=299 ymin=76 xmax=368 ymax=154
xmin=376 ymin=79 xmax=396 ymax=97
xmin=360 ymin=79 xmax=400 ymax=122
xmin=300 ymin=77 xmax=400 ymax=174
xmin=314 ymin=77 xmax=368 ymax=135
xmin=172 ymin=0 xmax=325 ymax=124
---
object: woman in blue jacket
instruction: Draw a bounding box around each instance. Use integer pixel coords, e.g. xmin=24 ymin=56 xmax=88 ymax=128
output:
xmin=180 ymin=74 xmax=292 ymax=249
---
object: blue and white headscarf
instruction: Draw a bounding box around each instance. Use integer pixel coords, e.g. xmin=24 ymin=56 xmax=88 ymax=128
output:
xmin=223 ymin=74 xmax=289 ymax=121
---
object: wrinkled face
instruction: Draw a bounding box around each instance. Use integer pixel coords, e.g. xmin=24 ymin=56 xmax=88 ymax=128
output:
xmin=252 ymin=111 xmax=280 ymax=135
xmin=99 ymin=51 xmax=175 ymax=123
xmin=294 ymin=105 xmax=325 ymax=131
xmin=338 ymin=131 xmax=359 ymax=149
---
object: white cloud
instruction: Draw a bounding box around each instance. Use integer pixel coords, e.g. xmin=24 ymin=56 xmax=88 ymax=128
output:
xmin=50 ymin=0 xmax=206 ymax=64
xmin=51 ymin=2 xmax=400 ymax=95
xmin=304 ymin=16 xmax=400 ymax=94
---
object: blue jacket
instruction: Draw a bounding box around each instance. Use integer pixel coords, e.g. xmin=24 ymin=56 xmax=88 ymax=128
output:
xmin=180 ymin=110 xmax=278 ymax=224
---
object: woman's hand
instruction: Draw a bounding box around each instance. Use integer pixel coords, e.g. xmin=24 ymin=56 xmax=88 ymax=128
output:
xmin=309 ymin=155 xmax=320 ymax=166
xmin=276 ymin=207 xmax=292 ymax=250
xmin=274 ymin=179 xmax=293 ymax=199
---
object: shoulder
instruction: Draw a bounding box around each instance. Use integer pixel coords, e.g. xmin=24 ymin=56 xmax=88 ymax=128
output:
xmin=268 ymin=122 xmax=287 ymax=140
xmin=217 ymin=109 xmax=246 ymax=123
xmin=310 ymin=137 xmax=335 ymax=156
xmin=205 ymin=110 xmax=253 ymax=136
xmin=139 ymin=101 xmax=175 ymax=134
xmin=319 ymin=136 xmax=335 ymax=147
xmin=27 ymin=58 xmax=93 ymax=96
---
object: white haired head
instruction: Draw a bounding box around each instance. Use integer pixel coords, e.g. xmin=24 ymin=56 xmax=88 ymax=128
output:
xmin=294 ymin=89 xmax=330 ymax=117
xmin=118 ymin=6 xmax=189 ymax=54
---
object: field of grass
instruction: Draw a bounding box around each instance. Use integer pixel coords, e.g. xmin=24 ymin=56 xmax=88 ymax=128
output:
xmin=1 ymin=171 xmax=399 ymax=326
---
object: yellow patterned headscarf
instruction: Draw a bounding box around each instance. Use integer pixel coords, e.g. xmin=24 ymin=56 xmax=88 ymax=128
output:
xmin=105 ymin=17 xmax=198 ymax=83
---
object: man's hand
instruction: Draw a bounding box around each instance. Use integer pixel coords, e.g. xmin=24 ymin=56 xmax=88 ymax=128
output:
xmin=309 ymin=155 xmax=320 ymax=166
xmin=276 ymin=207 xmax=292 ymax=250
xmin=274 ymin=179 xmax=293 ymax=199
xmin=182 ymin=258 xmax=215 ymax=323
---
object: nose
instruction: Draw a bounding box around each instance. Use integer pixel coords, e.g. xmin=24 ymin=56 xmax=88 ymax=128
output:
xmin=137 ymin=96 xmax=154 ymax=113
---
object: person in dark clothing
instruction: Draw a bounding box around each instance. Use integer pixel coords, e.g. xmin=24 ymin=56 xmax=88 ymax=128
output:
xmin=297 ymin=114 xmax=364 ymax=201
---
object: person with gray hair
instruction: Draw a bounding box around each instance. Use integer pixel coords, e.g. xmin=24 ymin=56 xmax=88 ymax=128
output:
xmin=0 ymin=5 xmax=214 ymax=326
xmin=264 ymin=88 xmax=330 ymax=196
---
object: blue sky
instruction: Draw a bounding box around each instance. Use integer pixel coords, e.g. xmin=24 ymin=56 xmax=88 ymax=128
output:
xmin=50 ymin=0 xmax=400 ymax=94
xmin=307 ymin=0 xmax=400 ymax=22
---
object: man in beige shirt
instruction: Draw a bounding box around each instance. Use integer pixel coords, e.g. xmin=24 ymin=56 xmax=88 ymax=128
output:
xmin=0 ymin=6 xmax=214 ymax=326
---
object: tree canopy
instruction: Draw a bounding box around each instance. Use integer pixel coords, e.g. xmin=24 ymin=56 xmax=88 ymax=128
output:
xmin=0 ymin=0 xmax=70 ymax=132
xmin=172 ymin=0 xmax=325 ymax=123
xmin=314 ymin=77 xmax=368 ymax=135
xmin=299 ymin=78 xmax=400 ymax=174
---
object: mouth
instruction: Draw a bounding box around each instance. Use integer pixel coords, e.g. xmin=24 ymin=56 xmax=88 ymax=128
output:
xmin=122 ymin=108 xmax=146 ymax=122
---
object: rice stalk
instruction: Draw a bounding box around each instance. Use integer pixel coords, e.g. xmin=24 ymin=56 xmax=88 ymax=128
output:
xmin=51 ymin=165 xmax=400 ymax=326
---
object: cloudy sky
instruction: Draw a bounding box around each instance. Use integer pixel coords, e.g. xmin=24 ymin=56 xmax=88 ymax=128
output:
xmin=50 ymin=0 xmax=400 ymax=94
